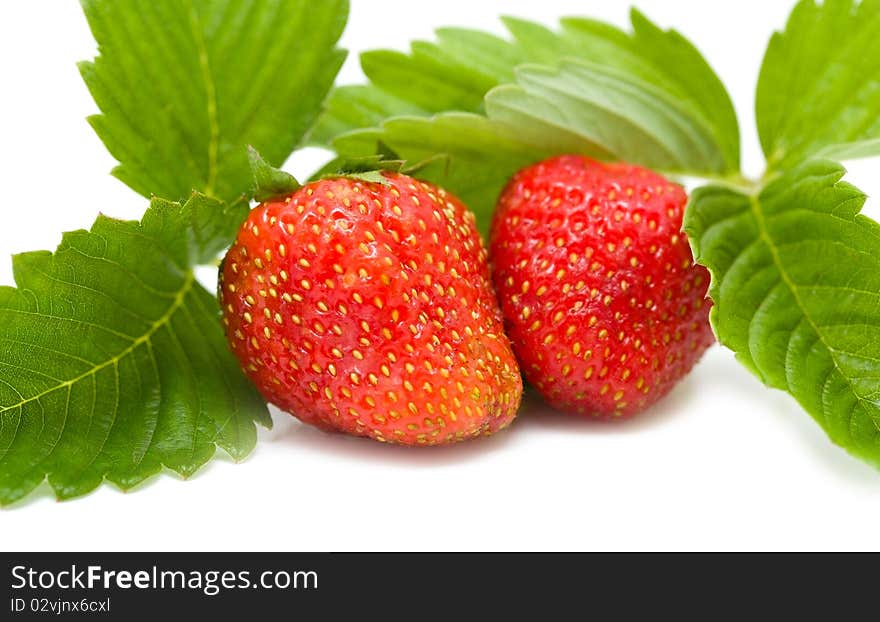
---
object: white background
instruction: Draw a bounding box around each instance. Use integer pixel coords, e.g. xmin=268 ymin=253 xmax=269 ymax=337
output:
xmin=2 ymin=0 xmax=879 ymax=552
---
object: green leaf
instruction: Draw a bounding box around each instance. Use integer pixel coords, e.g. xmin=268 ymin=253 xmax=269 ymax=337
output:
xmin=317 ymin=10 xmax=738 ymax=232
xmin=248 ymin=146 xmax=301 ymax=202
xmin=146 ymin=193 xmax=249 ymax=265
xmin=560 ymin=9 xmax=740 ymax=172
xmin=308 ymin=26 xmax=524 ymax=145
xmin=486 ymin=59 xmax=729 ymax=174
xmin=80 ymin=0 xmax=348 ymax=204
xmin=757 ymin=0 xmax=880 ymax=170
xmin=307 ymin=85 xmax=424 ymax=147
xmin=684 ymin=160 xmax=880 ymax=467
xmin=0 ymin=194 xmax=270 ymax=505
xmin=500 ymin=16 xmax=567 ymax=63
xmin=360 ymin=45 xmax=495 ymax=113
xmin=316 ymin=10 xmax=738 ymax=168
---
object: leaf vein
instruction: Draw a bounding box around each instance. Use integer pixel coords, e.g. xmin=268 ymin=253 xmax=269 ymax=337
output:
xmin=747 ymin=191 xmax=875 ymax=414
xmin=0 ymin=273 xmax=196 ymax=417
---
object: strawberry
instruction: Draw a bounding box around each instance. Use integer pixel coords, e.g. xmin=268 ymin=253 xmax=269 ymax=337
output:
xmin=489 ymin=155 xmax=713 ymax=418
xmin=220 ymin=172 xmax=522 ymax=445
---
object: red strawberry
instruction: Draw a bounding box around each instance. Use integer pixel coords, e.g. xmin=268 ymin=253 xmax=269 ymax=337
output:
xmin=489 ymin=155 xmax=713 ymax=418
xmin=220 ymin=172 xmax=522 ymax=445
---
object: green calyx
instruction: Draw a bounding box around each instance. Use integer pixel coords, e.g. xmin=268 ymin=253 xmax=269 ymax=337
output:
xmin=248 ymin=146 xmax=302 ymax=202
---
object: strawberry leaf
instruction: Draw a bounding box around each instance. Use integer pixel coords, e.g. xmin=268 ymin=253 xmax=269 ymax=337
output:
xmin=306 ymin=86 xmax=424 ymax=147
xmin=485 ymin=59 xmax=729 ymax=174
xmin=80 ymin=0 xmax=348 ymax=204
xmin=757 ymin=0 xmax=880 ymax=170
xmin=314 ymin=10 xmax=739 ymax=233
xmin=684 ymin=160 xmax=880 ymax=467
xmin=146 ymin=193 xmax=249 ymax=266
xmin=0 ymin=194 xmax=270 ymax=506
xmin=307 ymin=27 xmax=523 ymax=145
xmin=248 ymin=146 xmax=301 ymax=202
